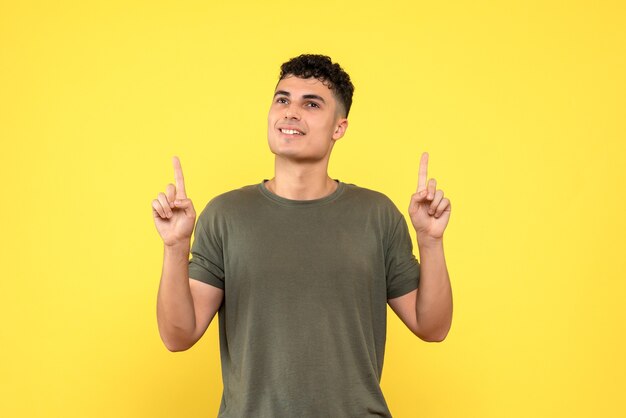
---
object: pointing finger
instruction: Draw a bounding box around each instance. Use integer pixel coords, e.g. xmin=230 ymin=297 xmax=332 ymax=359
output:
xmin=417 ymin=152 xmax=429 ymax=193
xmin=172 ymin=156 xmax=187 ymax=199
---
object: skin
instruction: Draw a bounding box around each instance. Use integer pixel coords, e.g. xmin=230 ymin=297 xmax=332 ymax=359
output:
xmin=387 ymin=152 xmax=453 ymax=342
xmin=264 ymin=75 xmax=348 ymax=200
xmin=153 ymin=74 xmax=453 ymax=351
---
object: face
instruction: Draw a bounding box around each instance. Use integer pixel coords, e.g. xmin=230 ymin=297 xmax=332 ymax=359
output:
xmin=267 ymin=75 xmax=348 ymax=163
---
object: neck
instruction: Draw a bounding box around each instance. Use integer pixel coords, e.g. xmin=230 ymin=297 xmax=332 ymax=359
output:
xmin=265 ymin=156 xmax=337 ymax=200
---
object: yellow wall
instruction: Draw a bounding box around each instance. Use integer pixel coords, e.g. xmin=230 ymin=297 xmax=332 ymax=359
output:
xmin=1 ymin=1 xmax=625 ymax=416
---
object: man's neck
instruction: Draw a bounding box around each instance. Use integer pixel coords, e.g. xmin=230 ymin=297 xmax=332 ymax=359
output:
xmin=265 ymin=158 xmax=337 ymax=200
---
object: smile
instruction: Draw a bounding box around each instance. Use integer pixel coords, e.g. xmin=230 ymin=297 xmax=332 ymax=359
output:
xmin=279 ymin=128 xmax=305 ymax=135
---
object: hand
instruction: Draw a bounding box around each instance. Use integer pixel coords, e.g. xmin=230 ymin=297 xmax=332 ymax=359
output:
xmin=408 ymin=152 xmax=451 ymax=242
xmin=152 ymin=156 xmax=197 ymax=247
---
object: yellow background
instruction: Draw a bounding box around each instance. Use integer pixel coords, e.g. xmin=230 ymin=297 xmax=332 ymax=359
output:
xmin=1 ymin=1 xmax=625 ymax=417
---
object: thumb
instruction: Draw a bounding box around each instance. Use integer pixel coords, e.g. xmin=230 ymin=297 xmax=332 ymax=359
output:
xmin=412 ymin=190 xmax=428 ymax=204
xmin=174 ymin=198 xmax=196 ymax=217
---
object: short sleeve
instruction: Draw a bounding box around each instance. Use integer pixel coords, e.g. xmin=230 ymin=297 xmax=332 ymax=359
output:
xmin=188 ymin=202 xmax=225 ymax=289
xmin=385 ymin=215 xmax=420 ymax=299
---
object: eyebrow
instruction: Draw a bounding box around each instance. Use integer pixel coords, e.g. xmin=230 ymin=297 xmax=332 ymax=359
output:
xmin=273 ymin=90 xmax=326 ymax=104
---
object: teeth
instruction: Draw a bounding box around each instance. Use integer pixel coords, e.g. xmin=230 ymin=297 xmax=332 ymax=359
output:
xmin=281 ymin=129 xmax=302 ymax=135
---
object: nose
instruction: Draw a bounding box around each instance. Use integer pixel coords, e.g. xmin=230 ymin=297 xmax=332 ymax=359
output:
xmin=285 ymin=104 xmax=301 ymax=120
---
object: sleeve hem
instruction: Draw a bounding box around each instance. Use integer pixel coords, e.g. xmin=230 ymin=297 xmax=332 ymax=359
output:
xmin=387 ymin=281 xmax=418 ymax=299
xmin=188 ymin=271 xmax=225 ymax=289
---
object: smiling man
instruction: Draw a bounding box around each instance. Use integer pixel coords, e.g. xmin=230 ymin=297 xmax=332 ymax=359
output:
xmin=153 ymin=54 xmax=453 ymax=417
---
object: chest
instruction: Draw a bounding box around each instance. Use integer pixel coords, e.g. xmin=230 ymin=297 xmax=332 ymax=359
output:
xmin=220 ymin=207 xmax=388 ymax=298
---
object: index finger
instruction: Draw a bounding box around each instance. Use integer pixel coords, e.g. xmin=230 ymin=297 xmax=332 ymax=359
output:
xmin=172 ymin=156 xmax=187 ymax=199
xmin=417 ymin=152 xmax=429 ymax=192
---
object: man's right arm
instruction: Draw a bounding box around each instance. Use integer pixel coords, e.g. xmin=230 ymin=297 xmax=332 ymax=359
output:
xmin=152 ymin=156 xmax=224 ymax=352
xmin=156 ymin=240 xmax=224 ymax=352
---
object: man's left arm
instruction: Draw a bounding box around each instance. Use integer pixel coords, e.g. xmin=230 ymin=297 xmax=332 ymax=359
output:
xmin=388 ymin=152 xmax=453 ymax=342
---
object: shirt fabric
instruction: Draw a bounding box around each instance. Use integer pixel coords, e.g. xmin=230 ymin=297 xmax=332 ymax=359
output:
xmin=188 ymin=180 xmax=420 ymax=418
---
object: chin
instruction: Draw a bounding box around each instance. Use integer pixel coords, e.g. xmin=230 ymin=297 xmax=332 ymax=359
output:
xmin=267 ymin=138 xmax=330 ymax=162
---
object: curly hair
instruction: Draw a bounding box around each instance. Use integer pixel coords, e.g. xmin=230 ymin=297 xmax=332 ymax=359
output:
xmin=279 ymin=54 xmax=355 ymax=117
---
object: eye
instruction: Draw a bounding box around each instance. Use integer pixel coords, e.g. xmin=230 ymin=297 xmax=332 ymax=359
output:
xmin=306 ymin=102 xmax=320 ymax=108
xmin=276 ymin=97 xmax=288 ymax=104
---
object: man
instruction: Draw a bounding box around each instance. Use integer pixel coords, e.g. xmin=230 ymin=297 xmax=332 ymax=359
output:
xmin=153 ymin=54 xmax=452 ymax=417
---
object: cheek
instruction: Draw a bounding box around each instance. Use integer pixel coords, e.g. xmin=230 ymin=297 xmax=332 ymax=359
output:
xmin=267 ymin=114 xmax=279 ymax=134
xmin=267 ymin=107 xmax=279 ymax=123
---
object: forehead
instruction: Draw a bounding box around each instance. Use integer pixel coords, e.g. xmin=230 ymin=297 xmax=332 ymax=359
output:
xmin=274 ymin=76 xmax=336 ymax=103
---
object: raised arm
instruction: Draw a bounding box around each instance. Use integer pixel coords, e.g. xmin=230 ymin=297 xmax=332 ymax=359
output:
xmin=388 ymin=152 xmax=453 ymax=342
xmin=153 ymin=156 xmax=224 ymax=351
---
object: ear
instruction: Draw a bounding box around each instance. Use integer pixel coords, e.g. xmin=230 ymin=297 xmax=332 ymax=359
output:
xmin=332 ymin=118 xmax=349 ymax=141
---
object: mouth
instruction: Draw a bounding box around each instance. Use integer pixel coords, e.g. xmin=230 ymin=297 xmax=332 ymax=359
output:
xmin=278 ymin=127 xmax=305 ymax=136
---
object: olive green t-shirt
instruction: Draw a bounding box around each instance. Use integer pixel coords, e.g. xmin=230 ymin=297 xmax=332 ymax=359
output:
xmin=188 ymin=180 xmax=420 ymax=418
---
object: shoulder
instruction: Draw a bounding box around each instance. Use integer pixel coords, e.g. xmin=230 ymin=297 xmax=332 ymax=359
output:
xmin=342 ymin=182 xmax=399 ymax=209
xmin=208 ymin=184 xmax=259 ymax=206
xmin=197 ymin=183 xmax=260 ymax=218
xmin=340 ymin=182 xmax=403 ymax=221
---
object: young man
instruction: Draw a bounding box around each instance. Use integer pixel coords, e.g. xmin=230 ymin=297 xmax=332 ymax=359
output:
xmin=153 ymin=54 xmax=452 ymax=417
